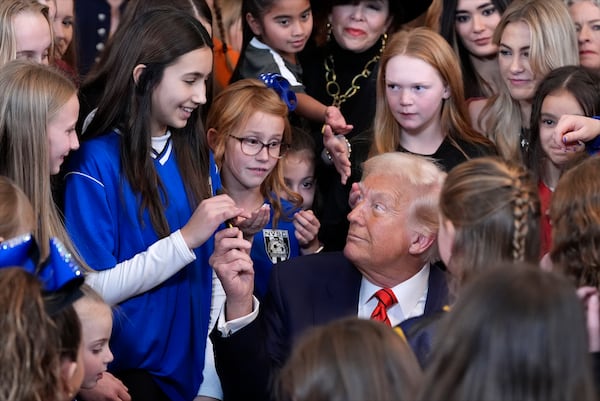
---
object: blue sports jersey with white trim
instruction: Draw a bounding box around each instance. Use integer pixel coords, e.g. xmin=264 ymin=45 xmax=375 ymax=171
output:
xmin=63 ymin=131 xmax=212 ymax=401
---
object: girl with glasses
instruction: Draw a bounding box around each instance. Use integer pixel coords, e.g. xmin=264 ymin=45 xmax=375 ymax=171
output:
xmin=207 ymin=78 xmax=321 ymax=300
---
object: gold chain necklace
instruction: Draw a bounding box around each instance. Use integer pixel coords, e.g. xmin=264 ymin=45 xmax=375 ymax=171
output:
xmin=324 ymin=34 xmax=387 ymax=108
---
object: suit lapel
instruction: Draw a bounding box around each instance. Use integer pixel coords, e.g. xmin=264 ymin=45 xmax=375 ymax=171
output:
xmin=313 ymin=260 xmax=362 ymax=324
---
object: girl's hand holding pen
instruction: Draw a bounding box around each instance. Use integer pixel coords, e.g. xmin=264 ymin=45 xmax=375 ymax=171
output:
xmin=180 ymin=194 xmax=247 ymax=249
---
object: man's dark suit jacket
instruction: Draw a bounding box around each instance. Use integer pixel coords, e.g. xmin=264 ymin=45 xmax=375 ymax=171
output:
xmin=211 ymin=251 xmax=448 ymax=401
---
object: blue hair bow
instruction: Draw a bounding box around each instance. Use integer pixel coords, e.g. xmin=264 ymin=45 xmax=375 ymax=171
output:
xmin=209 ymin=151 xmax=223 ymax=197
xmin=38 ymin=238 xmax=84 ymax=293
xmin=0 ymin=234 xmax=84 ymax=293
xmin=0 ymin=233 xmax=39 ymax=273
xmin=259 ymin=73 xmax=298 ymax=112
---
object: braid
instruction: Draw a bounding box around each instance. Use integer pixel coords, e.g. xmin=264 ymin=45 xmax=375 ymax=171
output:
xmin=511 ymin=172 xmax=532 ymax=262
xmin=213 ymin=0 xmax=234 ymax=71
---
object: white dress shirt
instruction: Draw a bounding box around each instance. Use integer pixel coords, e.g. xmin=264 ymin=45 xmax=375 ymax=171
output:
xmin=218 ymin=263 xmax=431 ymax=335
xmin=357 ymin=263 xmax=430 ymax=327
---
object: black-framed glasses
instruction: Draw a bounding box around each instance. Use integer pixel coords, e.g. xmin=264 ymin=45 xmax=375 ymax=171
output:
xmin=227 ymin=134 xmax=289 ymax=159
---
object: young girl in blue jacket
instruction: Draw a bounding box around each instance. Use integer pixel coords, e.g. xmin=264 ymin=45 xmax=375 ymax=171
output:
xmin=206 ymin=78 xmax=321 ymax=300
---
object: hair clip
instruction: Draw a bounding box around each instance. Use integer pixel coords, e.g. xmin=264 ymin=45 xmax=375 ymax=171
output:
xmin=259 ymin=73 xmax=298 ymax=112
xmin=0 ymin=233 xmax=39 ymax=274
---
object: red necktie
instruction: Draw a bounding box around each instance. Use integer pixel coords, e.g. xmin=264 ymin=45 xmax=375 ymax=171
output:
xmin=370 ymin=288 xmax=398 ymax=326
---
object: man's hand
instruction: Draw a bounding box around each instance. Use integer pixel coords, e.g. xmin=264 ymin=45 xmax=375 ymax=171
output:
xmin=210 ymin=227 xmax=254 ymax=321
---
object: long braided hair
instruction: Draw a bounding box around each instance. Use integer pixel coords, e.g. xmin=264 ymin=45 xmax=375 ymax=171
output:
xmin=510 ymin=171 xmax=537 ymax=262
xmin=440 ymin=157 xmax=540 ymax=291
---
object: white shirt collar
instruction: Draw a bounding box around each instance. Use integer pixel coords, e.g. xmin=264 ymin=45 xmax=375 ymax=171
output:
xmin=249 ymin=37 xmax=301 ymax=86
xmin=151 ymin=130 xmax=172 ymax=165
xmin=358 ymin=263 xmax=430 ymax=326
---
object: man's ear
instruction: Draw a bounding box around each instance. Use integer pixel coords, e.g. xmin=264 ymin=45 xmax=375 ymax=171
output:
xmin=132 ymin=64 xmax=147 ymax=85
xmin=408 ymin=231 xmax=435 ymax=256
xmin=246 ymin=12 xmax=262 ymax=36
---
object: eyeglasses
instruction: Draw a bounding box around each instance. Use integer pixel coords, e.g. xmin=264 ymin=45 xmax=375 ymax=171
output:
xmin=227 ymin=134 xmax=289 ymax=159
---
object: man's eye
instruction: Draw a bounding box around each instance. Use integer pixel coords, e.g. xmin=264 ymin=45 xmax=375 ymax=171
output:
xmin=372 ymin=203 xmax=386 ymax=212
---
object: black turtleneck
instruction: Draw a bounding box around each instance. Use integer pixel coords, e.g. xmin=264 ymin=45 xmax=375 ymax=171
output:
xmin=298 ymin=36 xmax=385 ymax=251
xmin=300 ymin=36 xmax=384 ymax=139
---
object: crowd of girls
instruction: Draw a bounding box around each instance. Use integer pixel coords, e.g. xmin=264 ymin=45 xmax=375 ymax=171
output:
xmin=4 ymin=0 xmax=600 ymax=400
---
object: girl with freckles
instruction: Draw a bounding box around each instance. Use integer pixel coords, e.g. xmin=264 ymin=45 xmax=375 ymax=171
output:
xmin=207 ymin=79 xmax=321 ymax=301
xmin=367 ymin=27 xmax=494 ymax=172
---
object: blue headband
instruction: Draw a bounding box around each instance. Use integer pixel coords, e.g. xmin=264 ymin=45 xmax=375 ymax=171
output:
xmin=259 ymin=73 xmax=298 ymax=112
